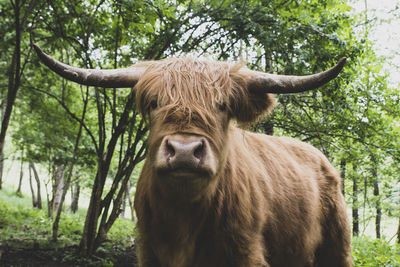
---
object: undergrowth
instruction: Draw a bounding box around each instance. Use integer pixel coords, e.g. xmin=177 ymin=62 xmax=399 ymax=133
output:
xmin=0 ymin=187 xmax=135 ymax=266
xmin=352 ymin=236 xmax=400 ymax=266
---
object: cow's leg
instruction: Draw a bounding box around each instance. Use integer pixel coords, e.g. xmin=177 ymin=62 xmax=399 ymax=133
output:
xmin=228 ymin=234 xmax=270 ymax=267
xmin=315 ymin=194 xmax=353 ymax=267
xmin=136 ymin=237 xmax=161 ymax=267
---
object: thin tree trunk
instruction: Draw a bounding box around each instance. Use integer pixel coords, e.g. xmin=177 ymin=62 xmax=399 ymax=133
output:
xmin=397 ymin=212 xmax=400 ymax=244
xmin=120 ymin=186 xmax=128 ymax=219
xmin=50 ymin=164 xmax=65 ymax=219
xmin=371 ymin=155 xmax=381 ymax=239
xmin=127 ymin=180 xmax=135 ymax=222
xmin=340 ymin=159 xmax=346 ymax=196
xmin=16 ymin=148 xmax=24 ymax=195
xmin=373 ymin=180 xmax=381 ymax=239
xmin=70 ymin=179 xmax=80 ymax=213
xmin=352 ymin=165 xmax=359 ymax=236
xmin=263 ymin=48 xmax=273 ymax=136
xmin=28 ymin=162 xmax=37 ymax=207
xmin=30 ymin=161 xmax=42 ymax=209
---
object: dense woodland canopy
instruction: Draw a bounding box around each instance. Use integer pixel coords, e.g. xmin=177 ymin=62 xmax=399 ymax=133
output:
xmin=0 ymin=0 xmax=400 ymax=265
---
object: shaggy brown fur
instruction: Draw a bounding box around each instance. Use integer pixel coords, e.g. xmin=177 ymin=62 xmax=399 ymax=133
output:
xmin=134 ymin=57 xmax=352 ymax=267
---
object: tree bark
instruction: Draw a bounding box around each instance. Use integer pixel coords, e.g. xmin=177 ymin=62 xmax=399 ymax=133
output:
xmin=70 ymin=180 xmax=80 ymax=213
xmin=28 ymin=163 xmax=37 ymax=207
xmin=371 ymin=155 xmax=381 ymax=239
xmin=352 ymin=165 xmax=359 ymax=236
xmin=120 ymin=185 xmax=128 ymax=219
xmin=50 ymin=164 xmax=65 ymax=218
xmin=340 ymin=159 xmax=346 ymax=195
xmin=373 ymin=180 xmax=381 ymax=239
xmin=397 ymin=213 xmax=400 ymax=244
xmin=16 ymin=149 xmax=24 ymax=195
xmin=30 ymin=161 xmax=42 ymax=209
xmin=127 ymin=180 xmax=135 ymax=222
xmin=263 ymin=48 xmax=274 ymax=136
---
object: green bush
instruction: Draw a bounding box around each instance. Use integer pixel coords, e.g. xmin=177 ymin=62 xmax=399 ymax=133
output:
xmin=353 ymin=236 xmax=400 ymax=266
xmin=0 ymin=187 xmax=136 ymax=266
xmin=0 ymin=190 xmax=51 ymax=244
xmin=108 ymin=217 xmax=135 ymax=246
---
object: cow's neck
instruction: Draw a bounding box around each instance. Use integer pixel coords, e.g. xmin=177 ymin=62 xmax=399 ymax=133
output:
xmin=150 ymin=178 xmax=214 ymax=225
xmin=149 ymin=180 xmax=215 ymax=266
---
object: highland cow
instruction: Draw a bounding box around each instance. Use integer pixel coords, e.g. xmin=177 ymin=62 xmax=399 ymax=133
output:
xmin=33 ymin=44 xmax=352 ymax=267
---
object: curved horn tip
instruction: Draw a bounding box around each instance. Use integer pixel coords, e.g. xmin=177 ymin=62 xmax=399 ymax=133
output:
xmin=32 ymin=43 xmax=48 ymax=59
xmin=337 ymin=57 xmax=347 ymax=68
xmin=32 ymin=43 xmax=41 ymax=53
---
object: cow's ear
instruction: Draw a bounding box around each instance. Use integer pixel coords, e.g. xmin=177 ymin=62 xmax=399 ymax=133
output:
xmin=229 ymin=69 xmax=277 ymax=124
xmin=231 ymin=92 xmax=276 ymax=124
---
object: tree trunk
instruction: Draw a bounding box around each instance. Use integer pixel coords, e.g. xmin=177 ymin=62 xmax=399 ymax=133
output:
xmin=70 ymin=180 xmax=80 ymax=213
xmin=16 ymin=149 xmax=24 ymax=195
xmin=371 ymin=155 xmax=381 ymax=239
xmin=263 ymin=48 xmax=274 ymax=136
xmin=373 ymin=180 xmax=381 ymax=239
xmin=397 ymin=213 xmax=400 ymax=244
xmin=30 ymin=161 xmax=42 ymax=209
xmin=120 ymin=185 xmax=128 ymax=219
xmin=50 ymin=164 xmax=65 ymax=219
xmin=340 ymin=159 xmax=346 ymax=196
xmin=28 ymin=163 xmax=37 ymax=207
xmin=352 ymin=165 xmax=359 ymax=236
xmin=127 ymin=180 xmax=135 ymax=222
xmin=80 ymin=168 xmax=106 ymax=254
xmin=51 ymin=168 xmax=70 ymax=240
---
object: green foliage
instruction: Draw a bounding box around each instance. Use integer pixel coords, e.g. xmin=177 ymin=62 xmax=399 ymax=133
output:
xmin=108 ymin=217 xmax=135 ymax=249
xmin=353 ymin=237 xmax=400 ymax=266
xmin=0 ymin=187 xmax=135 ymax=266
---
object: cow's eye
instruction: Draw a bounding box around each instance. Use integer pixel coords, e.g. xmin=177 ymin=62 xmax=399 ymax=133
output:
xmin=218 ymin=103 xmax=227 ymax=111
xmin=150 ymin=100 xmax=158 ymax=110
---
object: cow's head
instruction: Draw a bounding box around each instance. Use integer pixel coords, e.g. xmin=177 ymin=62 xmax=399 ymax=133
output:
xmin=33 ymin=44 xmax=346 ymax=199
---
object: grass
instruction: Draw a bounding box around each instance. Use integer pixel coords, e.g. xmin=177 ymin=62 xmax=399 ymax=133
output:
xmin=0 ymin=187 xmax=136 ymax=266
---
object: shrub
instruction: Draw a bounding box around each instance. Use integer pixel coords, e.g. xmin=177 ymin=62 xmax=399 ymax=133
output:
xmin=353 ymin=236 xmax=400 ymax=266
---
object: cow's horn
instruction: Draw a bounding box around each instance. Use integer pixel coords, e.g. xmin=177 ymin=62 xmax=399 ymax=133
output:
xmin=33 ymin=44 xmax=145 ymax=88
xmin=246 ymin=58 xmax=346 ymax=94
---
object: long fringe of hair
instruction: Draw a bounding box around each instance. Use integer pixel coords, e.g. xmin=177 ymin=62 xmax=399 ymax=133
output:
xmin=134 ymin=57 xmax=276 ymax=128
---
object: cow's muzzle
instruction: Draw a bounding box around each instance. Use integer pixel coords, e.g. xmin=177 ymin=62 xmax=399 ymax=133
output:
xmin=155 ymin=134 xmax=217 ymax=179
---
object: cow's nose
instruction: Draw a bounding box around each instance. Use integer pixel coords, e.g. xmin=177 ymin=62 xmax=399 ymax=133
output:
xmin=156 ymin=134 xmax=217 ymax=177
xmin=165 ymin=138 xmax=205 ymax=165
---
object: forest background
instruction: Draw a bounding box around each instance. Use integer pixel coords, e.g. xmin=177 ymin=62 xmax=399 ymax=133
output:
xmin=0 ymin=0 xmax=400 ymax=266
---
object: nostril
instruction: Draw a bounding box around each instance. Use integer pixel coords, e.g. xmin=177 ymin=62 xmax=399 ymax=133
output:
xmin=165 ymin=139 xmax=175 ymax=158
xmin=193 ymin=140 xmax=205 ymax=160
